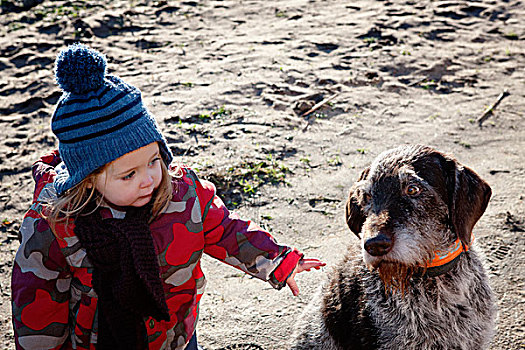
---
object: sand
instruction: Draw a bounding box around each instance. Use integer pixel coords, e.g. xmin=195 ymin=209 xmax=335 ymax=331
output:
xmin=0 ymin=0 xmax=524 ymax=349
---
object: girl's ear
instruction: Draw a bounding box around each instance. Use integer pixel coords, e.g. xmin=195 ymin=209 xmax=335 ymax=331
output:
xmin=85 ymin=170 xmax=103 ymax=191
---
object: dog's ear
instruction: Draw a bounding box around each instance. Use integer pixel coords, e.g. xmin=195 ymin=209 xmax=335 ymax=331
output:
xmin=346 ymin=167 xmax=370 ymax=238
xmin=441 ymin=156 xmax=492 ymax=247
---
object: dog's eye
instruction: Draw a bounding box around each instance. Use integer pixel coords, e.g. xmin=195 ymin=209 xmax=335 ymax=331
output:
xmin=362 ymin=192 xmax=372 ymax=202
xmin=405 ymin=185 xmax=421 ymax=196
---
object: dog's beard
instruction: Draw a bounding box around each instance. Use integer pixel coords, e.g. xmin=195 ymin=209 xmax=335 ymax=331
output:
xmin=374 ymin=261 xmax=416 ymax=294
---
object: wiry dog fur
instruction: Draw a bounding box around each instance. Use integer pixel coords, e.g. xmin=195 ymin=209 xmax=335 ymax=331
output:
xmin=291 ymin=145 xmax=496 ymax=350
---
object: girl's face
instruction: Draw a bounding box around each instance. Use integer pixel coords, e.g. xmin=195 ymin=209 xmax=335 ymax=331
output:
xmin=95 ymin=142 xmax=163 ymax=208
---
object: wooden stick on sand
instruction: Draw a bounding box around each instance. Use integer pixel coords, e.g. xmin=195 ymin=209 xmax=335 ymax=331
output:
xmin=477 ymin=89 xmax=510 ymax=127
xmin=302 ymin=93 xmax=338 ymax=131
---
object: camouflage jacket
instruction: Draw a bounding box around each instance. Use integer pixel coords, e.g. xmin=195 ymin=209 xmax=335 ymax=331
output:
xmin=11 ymin=150 xmax=302 ymax=350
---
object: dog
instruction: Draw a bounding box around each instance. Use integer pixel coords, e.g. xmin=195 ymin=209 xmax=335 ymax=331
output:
xmin=291 ymin=145 xmax=497 ymax=350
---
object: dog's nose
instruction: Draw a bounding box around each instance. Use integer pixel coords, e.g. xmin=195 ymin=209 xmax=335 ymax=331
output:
xmin=364 ymin=235 xmax=392 ymax=256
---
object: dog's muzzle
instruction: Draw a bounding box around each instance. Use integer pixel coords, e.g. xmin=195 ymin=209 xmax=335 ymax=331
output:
xmin=364 ymin=234 xmax=392 ymax=256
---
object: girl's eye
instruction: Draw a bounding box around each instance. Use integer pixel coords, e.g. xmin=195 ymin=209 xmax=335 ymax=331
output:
xmin=406 ymin=185 xmax=421 ymax=196
xmin=149 ymin=157 xmax=161 ymax=166
xmin=122 ymin=171 xmax=135 ymax=180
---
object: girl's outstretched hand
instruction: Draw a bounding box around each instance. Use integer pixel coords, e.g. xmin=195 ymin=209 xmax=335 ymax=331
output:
xmin=286 ymin=258 xmax=326 ymax=296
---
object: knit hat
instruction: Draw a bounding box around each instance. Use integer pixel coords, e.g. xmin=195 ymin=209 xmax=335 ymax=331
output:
xmin=51 ymin=43 xmax=173 ymax=196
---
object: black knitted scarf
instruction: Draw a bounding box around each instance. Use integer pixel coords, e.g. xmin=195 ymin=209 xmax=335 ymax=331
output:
xmin=74 ymin=202 xmax=170 ymax=350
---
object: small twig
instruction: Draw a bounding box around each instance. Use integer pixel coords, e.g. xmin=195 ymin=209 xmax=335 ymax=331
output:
xmin=408 ymin=77 xmax=427 ymax=87
xmin=182 ymin=145 xmax=192 ymax=158
xmin=302 ymin=93 xmax=338 ymax=131
xmin=301 ymin=93 xmax=339 ymax=117
xmin=477 ymin=89 xmax=510 ymax=127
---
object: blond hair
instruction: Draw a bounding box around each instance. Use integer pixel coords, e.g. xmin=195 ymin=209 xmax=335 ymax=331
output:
xmin=46 ymin=160 xmax=179 ymax=228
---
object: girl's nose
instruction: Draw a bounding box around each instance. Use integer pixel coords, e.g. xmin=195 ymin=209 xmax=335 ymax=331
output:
xmin=141 ymin=173 xmax=154 ymax=188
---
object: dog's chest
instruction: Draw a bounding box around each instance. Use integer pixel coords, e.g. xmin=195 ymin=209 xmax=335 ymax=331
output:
xmin=364 ymin=271 xmax=494 ymax=350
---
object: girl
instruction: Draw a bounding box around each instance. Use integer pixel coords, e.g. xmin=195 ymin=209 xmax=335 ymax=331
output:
xmin=11 ymin=44 xmax=325 ymax=350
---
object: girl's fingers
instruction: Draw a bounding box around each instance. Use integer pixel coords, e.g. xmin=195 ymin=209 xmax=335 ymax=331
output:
xmin=298 ymin=258 xmax=326 ymax=272
xmin=286 ymin=257 xmax=325 ymax=296
xmin=287 ymin=277 xmax=300 ymax=296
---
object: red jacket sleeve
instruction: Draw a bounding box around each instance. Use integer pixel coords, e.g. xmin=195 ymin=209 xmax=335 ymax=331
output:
xmin=199 ymin=179 xmax=303 ymax=289
xmin=11 ymin=151 xmax=72 ymax=349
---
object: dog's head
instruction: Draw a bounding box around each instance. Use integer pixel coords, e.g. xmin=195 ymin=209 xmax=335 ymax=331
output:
xmin=345 ymin=145 xmax=491 ymax=288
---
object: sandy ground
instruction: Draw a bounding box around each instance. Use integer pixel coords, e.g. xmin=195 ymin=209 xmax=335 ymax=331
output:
xmin=1 ymin=0 xmax=524 ymax=349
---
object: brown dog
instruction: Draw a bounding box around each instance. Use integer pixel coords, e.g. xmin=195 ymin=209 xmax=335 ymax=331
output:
xmin=291 ymin=145 xmax=496 ymax=350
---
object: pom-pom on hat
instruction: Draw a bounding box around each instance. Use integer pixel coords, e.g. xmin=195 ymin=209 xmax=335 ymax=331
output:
xmin=51 ymin=43 xmax=173 ymax=196
xmin=55 ymin=43 xmax=107 ymax=94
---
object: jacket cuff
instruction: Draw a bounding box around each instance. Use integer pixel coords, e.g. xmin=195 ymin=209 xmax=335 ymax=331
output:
xmin=269 ymin=248 xmax=303 ymax=290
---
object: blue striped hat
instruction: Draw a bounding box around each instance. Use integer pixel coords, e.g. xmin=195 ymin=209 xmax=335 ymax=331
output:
xmin=51 ymin=43 xmax=173 ymax=195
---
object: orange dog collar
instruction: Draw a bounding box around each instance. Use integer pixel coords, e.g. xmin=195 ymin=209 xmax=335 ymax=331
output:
xmin=424 ymin=235 xmax=473 ymax=277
